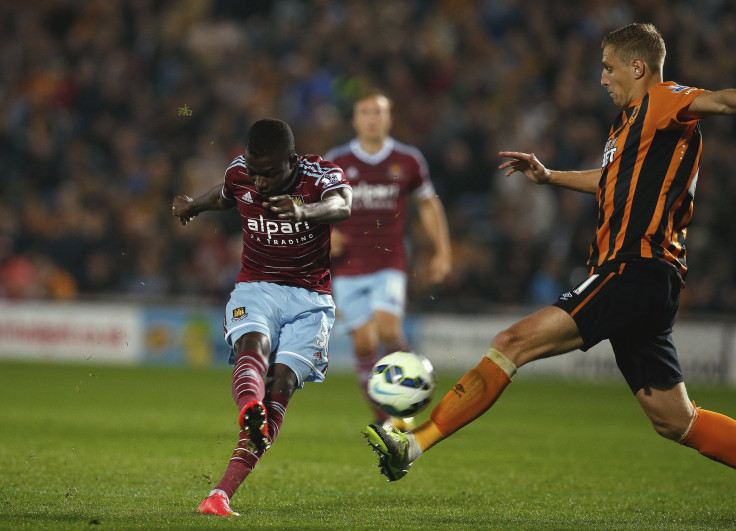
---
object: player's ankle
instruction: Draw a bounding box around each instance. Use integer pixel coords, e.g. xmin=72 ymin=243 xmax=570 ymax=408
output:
xmin=209 ymin=489 xmax=229 ymax=500
xmin=406 ymin=432 xmax=422 ymax=462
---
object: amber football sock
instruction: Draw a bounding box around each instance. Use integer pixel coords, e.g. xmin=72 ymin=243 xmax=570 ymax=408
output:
xmin=413 ymin=348 xmax=517 ymax=452
xmin=679 ymin=406 xmax=736 ymax=469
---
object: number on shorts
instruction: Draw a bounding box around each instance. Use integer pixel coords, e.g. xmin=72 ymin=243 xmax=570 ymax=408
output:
xmin=316 ymin=317 xmax=329 ymax=348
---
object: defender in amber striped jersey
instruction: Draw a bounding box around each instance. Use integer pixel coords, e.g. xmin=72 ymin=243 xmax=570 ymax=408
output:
xmin=365 ymin=23 xmax=736 ymax=483
xmin=591 ymin=81 xmax=704 ymax=278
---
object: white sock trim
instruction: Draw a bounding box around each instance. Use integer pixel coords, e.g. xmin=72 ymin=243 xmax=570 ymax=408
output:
xmin=209 ymin=489 xmax=229 ymax=500
xmin=406 ymin=433 xmax=422 ymax=463
xmin=486 ymin=348 xmax=517 ymax=378
xmin=678 ymin=407 xmax=700 ymax=444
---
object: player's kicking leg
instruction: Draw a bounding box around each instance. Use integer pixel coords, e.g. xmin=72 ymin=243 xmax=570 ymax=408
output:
xmin=363 ymin=346 xmax=517 ymax=481
xmin=363 ymin=307 xmax=576 ymax=481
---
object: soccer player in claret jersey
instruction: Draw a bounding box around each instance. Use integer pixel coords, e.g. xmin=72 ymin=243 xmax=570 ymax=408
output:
xmin=325 ymin=90 xmax=451 ymax=431
xmin=172 ymin=119 xmax=352 ymax=515
xmin=365 ymin=23 xmax=736 ymax=481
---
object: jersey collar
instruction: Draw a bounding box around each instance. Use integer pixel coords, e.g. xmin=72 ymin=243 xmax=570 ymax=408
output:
xmin=349 ymin=137 xmax=395 ymax=165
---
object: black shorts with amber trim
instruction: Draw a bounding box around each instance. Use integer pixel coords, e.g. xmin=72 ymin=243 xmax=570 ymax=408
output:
xmin=553 ymin=259 xmax=683 ymax=394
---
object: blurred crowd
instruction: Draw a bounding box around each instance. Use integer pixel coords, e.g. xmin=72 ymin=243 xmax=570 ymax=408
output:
xmin=2 ymin=0 xmax=736 ymax=315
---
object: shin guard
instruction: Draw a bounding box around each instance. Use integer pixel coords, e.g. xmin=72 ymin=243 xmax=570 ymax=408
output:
xmin=414 ymin=348 xmax=517 ymax=451
xmin=680 ymin=406 xmax=736 ymax=469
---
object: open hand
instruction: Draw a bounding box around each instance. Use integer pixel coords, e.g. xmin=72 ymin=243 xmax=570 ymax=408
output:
xmin=498 ymin=151 xmax=551 ymax=185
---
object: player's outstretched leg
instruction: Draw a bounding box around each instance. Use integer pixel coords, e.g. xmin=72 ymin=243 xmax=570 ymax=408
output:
xmin=239 ymin=399 xmax=271 ymax=452
xmin=363 ymin=424 xmax=415 ymax=481
xmin=364 ymin=348 xmax=517 ymax=481
xmin=197 ymin=490 xmax=240 ymax=516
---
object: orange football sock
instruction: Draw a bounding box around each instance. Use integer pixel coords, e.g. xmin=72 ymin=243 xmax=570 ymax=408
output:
xmin=413 ymin=348 xmax=517 ymax=452
xmin=679 ymin=406 xmax=736 ymax=469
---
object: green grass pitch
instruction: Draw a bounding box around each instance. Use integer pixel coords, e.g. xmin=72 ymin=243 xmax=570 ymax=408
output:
xmin=0 ymin=360 xmax=734 ymax=529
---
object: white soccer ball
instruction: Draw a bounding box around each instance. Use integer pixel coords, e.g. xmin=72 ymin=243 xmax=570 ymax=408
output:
xmin=367 ymin=351 xmax=436 ymax=417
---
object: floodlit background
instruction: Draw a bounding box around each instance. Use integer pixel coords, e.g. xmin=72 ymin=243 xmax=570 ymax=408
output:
xmin=1 ymin=0 xmax=735 ymax=377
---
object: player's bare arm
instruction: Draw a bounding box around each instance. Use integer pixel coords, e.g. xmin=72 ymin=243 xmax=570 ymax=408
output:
xmin=416 ymin=196 xmax=452 ymax=284
xmin=172 ymin=184 xmax=235 ymax=225
xmin=686 ymin=88 xmax=736 ymax=117
xmin=498 ymin=151 xmax=600 ymax=194
xmin=264 ymin=187 xmax=352 ymax=223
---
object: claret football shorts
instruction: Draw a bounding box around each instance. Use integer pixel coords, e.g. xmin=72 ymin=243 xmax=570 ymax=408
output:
xmin=224 ymin=282 xmax=335 ymax=387
xmin=553 ymin=259 xmax=684 ymax=393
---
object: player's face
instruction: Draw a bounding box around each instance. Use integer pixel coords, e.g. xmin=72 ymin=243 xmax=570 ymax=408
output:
xmin=352 ymin=95 xmax=392 ymax=143
xmin=245 ymin=152 xmax=298 ymax=197
xmin=601 ymin=45 xmax=636 ymax=108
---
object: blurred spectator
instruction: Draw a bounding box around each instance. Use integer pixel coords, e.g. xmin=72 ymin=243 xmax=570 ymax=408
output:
xmin=1 ymin=0 xmax=735 ymax=314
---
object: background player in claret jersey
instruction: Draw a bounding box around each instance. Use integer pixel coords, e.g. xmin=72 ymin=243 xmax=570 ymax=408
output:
xmin=172 ymin=119 xmax=351 ymax=515
xmin=325 ymin=90 xmax=451 ymax=430
xmin=365 ymin=23 xmax=736 ymax=482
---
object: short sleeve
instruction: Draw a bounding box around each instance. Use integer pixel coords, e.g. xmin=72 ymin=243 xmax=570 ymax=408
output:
xmin=222 ymin=156 xmax=246 ymax=200
xmin=651 ymin=83 xmax=707 ymax=128
xmin=316 ymin=164 xmax=350 ymax=198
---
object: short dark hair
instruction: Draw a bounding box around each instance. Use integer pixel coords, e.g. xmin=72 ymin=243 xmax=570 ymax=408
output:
xmin=602 ymin=23 xmax=666 ymax=75
xmin=246 ymin=118 xmax=295 ymax=158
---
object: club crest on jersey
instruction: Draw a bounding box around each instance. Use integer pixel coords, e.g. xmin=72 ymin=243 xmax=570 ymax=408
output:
xmin=291 ymin=195 xmax=305 ymax=206
xmin=628 ymin=106 xmax=640 ymax=124
xmin=232 ymin=307 xmax=247 ymax=321
xmin=389 ymin=164 xmax=402 ymax=180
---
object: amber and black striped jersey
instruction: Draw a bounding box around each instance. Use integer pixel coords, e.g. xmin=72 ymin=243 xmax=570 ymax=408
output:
xmin=589 ymin=81 xmax=706 ymax=279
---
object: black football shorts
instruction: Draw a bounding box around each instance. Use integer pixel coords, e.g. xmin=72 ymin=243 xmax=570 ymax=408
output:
xmin=554 ymin=259 xmax=683 ymax=393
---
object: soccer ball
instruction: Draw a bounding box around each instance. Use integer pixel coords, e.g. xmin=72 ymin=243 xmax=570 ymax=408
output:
xmin=367 ymin=351 xmax=436 ymax=417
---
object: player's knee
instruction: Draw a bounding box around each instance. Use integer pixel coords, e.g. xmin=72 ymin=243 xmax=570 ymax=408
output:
xmin=234 ymin=332 xmax=270 ymax=360
xmin=491 ymin=328 xmax=525 ymax=364
xmin=648 ymin=413 xmax=692 ymax=441
xmin=352 ymin=326 xmax=378 ymax=357
xmin=377 ymin=330 xmax=402 ymax=350
xmin=354 ymin=340 xmax=378 ymax=358
xmin=268 ymin=364 xmax=298 ymax=399
xmin=650 ymin=420 xmax=682 ymax=441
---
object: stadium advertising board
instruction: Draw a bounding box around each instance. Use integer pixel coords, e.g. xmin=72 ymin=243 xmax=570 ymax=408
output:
xmin=141 ymin=307 xmax=228 ymax=366
xmin=0 ymin=301 xmax=143 ymax=364
xmin=0 ymin=301 xmax=734 ymax=386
